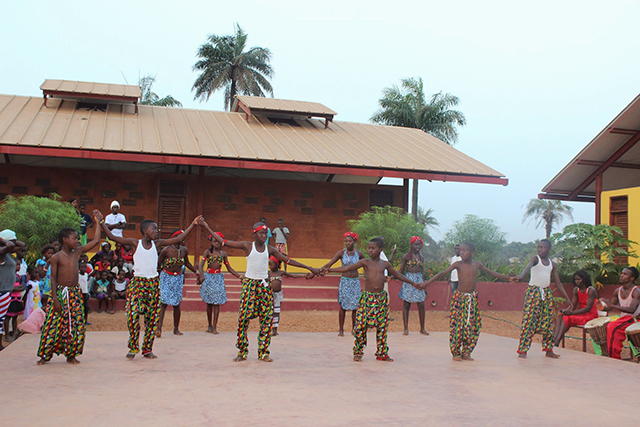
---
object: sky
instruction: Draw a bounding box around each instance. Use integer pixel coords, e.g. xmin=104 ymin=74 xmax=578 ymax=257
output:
xmin=2 ymin=0 xmax=639 ymax=243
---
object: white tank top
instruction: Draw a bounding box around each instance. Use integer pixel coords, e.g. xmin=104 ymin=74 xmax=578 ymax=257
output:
xmin=529 ymin=256 xmax=552 ymax=288
xmin=245 ymin=242 xmax=268 ymax=280
xmin=133 ymin=239 xmax=158 ymax=279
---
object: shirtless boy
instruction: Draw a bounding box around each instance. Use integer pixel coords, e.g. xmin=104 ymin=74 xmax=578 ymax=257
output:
xmin=322 ymin=236 xmax=424 ymax=362
xmin=425 ymin=242 xmax=515 ymax=361
xmin=37 ymin=210 xmax=103 ymax=365
xmin=200 ymin=219 xmax=319 ymax=362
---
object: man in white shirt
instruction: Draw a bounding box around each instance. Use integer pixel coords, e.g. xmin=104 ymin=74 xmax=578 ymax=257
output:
xmin=449 ymin=244 xmax=462 ymax=292
xmin=105 ymin=200 xmax=126 ymax=238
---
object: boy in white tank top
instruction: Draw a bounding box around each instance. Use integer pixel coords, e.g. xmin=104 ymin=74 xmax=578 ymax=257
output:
xmin=200 ymin=218 xmax=319 ymax=362
xmin=101 ymin=214 xmax=201 ymax=360
xmin=514 ymin=239 xmax=572 ymax=359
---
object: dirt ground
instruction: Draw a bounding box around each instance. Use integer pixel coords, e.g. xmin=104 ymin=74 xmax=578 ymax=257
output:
xmin=3 ymin=309 xmax=608 ymax=355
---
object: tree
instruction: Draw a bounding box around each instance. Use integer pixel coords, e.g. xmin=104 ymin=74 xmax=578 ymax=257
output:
xmin=415 ymin=206 xmax=439 ymax=233
xmin=371 ymin=77 xmax=466 ymax=220
xmin=522 ymin=199 xmax=574 ymax=238
xmin=139 ymin=75 xmax=182 ymax=107
xmin=444 ymin=214 xmax=506 ymax=263
xmin=0 ymin=194 xmax=80 ymax=264
xmin=551 ymin=222 xmax=637 ymax=284
xmin=347 ymin=206 xmax=425 ymax=269
xmin=192 ymin=24 xmax=274 ymax=110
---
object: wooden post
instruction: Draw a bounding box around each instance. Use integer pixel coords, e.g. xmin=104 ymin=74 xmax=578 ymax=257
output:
xmin=595 ymin=173 xmax=603 ymax=224
xmin=402 ymin=179 xmax=409 ymax=212
xmin=194 ymin=167 xmax=205 ymax=261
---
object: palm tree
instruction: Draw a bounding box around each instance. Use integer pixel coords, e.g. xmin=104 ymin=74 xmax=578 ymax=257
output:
xmin=192 ymin=24 xmax=274 ymax=110
xmin=371 ymin=77 xmax=466 ymax=220
xmin=415 ymin=206 xmax=439 ymax=232
xmin=522 ymin=199 xmax=574 ymax=238
xmin=139 ymin=75 xmax=182 ymax=107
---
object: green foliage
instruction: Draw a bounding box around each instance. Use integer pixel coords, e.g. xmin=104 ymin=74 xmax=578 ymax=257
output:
xmin=139 ymin=75 xmax=182 ymax=107
xmin=347 ymin=206 xmax=425 ymax=269
xmin=522 ymin=199 xmax=573 ymax=238
xmin=551 ymin=222 xmax=637 ymax=284
xmin=415 ymin=206 xmax=439 ymax=233
xmin=443 ymin=214 xmax=507 ymax=263
xmin=497 ymin=241 xmax=537 ymax=264
xmin=192 ymin=23 xmax=274 ymax=110
xmin=0 ymin=194 xmax=80 ymax=264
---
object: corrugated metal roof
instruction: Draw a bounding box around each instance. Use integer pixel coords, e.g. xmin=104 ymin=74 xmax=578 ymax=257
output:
xmin=234 ymin=95 xmax=337 ymax=116
xmin=0 ymin=94 xmax=505 ymax=181
xmin=40 ymin=79 xmax=141 ymax=98
xmin=540 ymin=94 xmax=640 ymax=199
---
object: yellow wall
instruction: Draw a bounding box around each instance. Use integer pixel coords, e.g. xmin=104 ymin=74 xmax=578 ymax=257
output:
xmin=600 ymin=185 xmax=640 ymax=252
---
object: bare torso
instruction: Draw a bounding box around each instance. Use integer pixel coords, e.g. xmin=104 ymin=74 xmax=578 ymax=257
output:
xmin=52 ymin=250 xmax=83 ymax=288
xmin=452 ymin=260 xmax=483 ymax=294
xmin=362 ymin=258 xmax=390 ymax=293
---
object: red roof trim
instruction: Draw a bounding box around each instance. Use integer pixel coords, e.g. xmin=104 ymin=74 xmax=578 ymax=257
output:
xmin=0 ymin=145 xmax=508 ymax=186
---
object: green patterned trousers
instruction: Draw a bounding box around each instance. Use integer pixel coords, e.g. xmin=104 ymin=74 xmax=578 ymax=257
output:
xmin=236 ymin=278 xmax=274 ymax=359
xmin=37 ymin=286 xmax=86 ymax=361
xmin=449 ymin=290 xmax=481 ymax=357
xmin=517 ymin=285 xmax=554 ymax=353
xmin=353 ymin=291 xmax=390 ymax=357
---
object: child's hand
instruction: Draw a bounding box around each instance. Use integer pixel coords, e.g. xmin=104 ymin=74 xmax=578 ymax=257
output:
xmin=320 ymin=268 xmax=329 ymax=275
xmin=93 ymin=210 xmax=103 ymax=223
xmin=197 ymin=217 xmax=207 ymax=227
xmin=52 ymin=297 xmax=62 ymax=314
xmin=305 ymin=272 xmax=315 ymax=280
xmin=509 ymin=276 xmax=519 ymax=283
xmin=193 ymin=215 xmax=204 ymax=226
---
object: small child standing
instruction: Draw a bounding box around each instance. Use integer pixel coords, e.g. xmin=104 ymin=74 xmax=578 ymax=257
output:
xmin=112 ymin=270 xmax=129 ymax=301
xmin=426 ymin=242 xmax=515 ymax=361
xmin=94 ymin=271 xmax=112 ymax=314
xmin=78 ymin=260 xmax=91 ymax=325
xmin=36 ymin=244 xmax=55 ymax=297
xmin=198 ymin=233 xmax=241 ymax=334
xmin=37 ymin=210 xmax=103 ymax=365
xmin=23 ymin=266 xmax=41 ymax=320
xmin=268 ymin=256 xmax=308 ymax=336
xmin=323 ymin=236 xmax=424 ymax=362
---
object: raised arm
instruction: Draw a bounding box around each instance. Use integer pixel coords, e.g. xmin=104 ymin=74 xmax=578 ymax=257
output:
xmin=156 ymin=215 xmax=202 ymax=247
xmin=321 ymin=250 xmax=344 ymax=269
xmin=0 ymin=237 xmax=16 ymax=256
xmin=478 ymin=262 xmax=513 ymax=282
xmin=78 ymin=210 xmax=103 ymax=253
xmin=197 ymin=218 xmax=251 ymax=253
xmin=100 ymin=217 xmax=137 ymax=247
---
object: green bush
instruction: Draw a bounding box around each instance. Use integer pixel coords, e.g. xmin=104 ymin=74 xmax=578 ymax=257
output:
xmin=0 ymin=194 xmax=80 ymax=264
xmin=443 ymin=214 xmax=507 ymax=264
xmin=347 ymin=206 xmax=425 ymax=269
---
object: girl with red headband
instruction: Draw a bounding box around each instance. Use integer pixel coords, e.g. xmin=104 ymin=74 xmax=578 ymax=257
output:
xmin=198 ymin=232 xmax=241 ymax=334
xmin=156 ymin=229 xmax=200 ymax=338
xmin=321 ymin=232 xmax=365 ymax=336
xmin=198 ymin=218 xmax=320 ymax=362
xmin=398 ymin=236 xmax=428 ymax=336
xmin=268 ymin=256 xmax=310 ymax=336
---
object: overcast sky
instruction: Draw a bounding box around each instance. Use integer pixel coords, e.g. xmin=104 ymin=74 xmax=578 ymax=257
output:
xmin=2 ymin=0 xmax=638 ymax=242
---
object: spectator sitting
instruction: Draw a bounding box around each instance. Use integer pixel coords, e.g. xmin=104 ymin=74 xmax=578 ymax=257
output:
xmin=94 ymin=253 xmax=111 ymax=273
xmin=18 ymin=295 xmax=50 ymax=335
xmin=90 ymin=242 xmax=112 ymax=265
xmin=120 ymin=243 xmax=134 ymax=273
xmin=111 ymin=257 xmax=130 ymax=278
xmin=111 ymin=269 xmax=129 ymax=306
xmin=94 ymin=271 xmax=113 ymax=314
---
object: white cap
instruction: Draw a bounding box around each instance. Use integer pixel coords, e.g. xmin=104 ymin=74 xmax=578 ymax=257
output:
xmin=0 ymin=229 xmax=17 ymax=240
xmin=110 ymin=200 xmax=120 ymax=209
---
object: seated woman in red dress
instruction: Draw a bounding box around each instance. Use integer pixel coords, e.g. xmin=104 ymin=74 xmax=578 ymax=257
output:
xmin=553 ymin=270 xmax=598 ymax=347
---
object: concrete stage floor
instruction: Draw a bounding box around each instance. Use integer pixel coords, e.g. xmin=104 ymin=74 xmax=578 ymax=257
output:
xmin=1 ymin=331 xmax=637 ymax=426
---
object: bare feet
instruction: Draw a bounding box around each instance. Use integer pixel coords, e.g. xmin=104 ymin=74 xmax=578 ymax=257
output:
xmin=376 ymin=355 xmax=394 ymax=362
xmin=403 ymin=330 xmax=409 ymax=336
xmin=452 ymin=355 xmax=463 ymax=361
xmin=108 ymin=310 xmax=115 ymax=315
xmin=271 ymin=328 xmax=278 ymax=336
xmin=462 ymin=354 xmax=474 ymax=361
xmin=126 ymin=352 xmax=136 ymax=360
xmin=37 ymin=358 xmax=48 ymax=365
xmin=155 ymin=330 xmax=162 ymax=338
xmin=545 ymin=351 xmax=561 ymax=359
xmin=420 ymin=330 xmax=430 ymax=336
xmin=206 ymin=326 xmax=219 ymax=334
xmin=97 ymin=309 xmax=102 ymax=314
xmin=259 ymin=355 xmax=273 ymax=362
xmin=233 ymin=355 xmax=247 ymax=362
xmin=353 ymin=355 xmax=362 ymax=362
xmin=518 ymin=352 xmax=527 ymax=359
xmin=143 ymin=352 xmax=158 ymax=359
xmin=173 ymin=329 xmax=183 ymax=336
xmin=338 ymin=330 xmax=345 ymax=337
xmin=66 ymin=356 xmax=81 ymax=364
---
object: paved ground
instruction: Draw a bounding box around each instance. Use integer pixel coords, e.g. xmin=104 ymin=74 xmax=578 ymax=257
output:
xmin=1 ymin=331 xmax=637 ymax=426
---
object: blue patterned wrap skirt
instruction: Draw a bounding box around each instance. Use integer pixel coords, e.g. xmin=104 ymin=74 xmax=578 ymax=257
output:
xmin=398 ymin=272 xmax=425 ymax=303
xmin=159 ymin=270 xmax=184 ymax=306
xmin=200 ymin=272 xmax=227 ymax=305
xmin=338 ymin=276 xmax=362 ymax=310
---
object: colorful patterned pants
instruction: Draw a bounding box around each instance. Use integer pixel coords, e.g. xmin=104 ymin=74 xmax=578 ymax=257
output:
xmin=37 ymin=286 xmax=85 ymax=360
xmin=517 ymin=286 xmax=554 ymax=353
xmin=0 ymin=291 xmax=9 ymax=335
xmin=353 ymin=291 xmax=390 ymax=357
xmin=449 ymin=291 xmax=481 ymax=357
xmin=236 ymin=278 xmax=274 ymax=359
xmin=126 ymin=277 xmax=160 ymax=355
xmin=606 ymin=316 xmax=636 ymax=359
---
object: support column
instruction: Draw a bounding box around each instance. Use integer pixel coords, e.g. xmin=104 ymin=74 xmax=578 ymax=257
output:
xmin=402 ymin=179 xmax=409 ymax=212
xmin=595 ymin=173 xmax=603 ymax=225
xmin=195 ymin=167 xmax=205 ymax=261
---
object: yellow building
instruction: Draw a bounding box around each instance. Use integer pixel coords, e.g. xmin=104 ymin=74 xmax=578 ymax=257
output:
xmin=539 ymin=94 xmax=640 ymax=263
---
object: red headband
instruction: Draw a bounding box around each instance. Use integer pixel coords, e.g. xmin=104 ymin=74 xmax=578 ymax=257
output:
xmin=410 ymin=236 xmax=423 ymax=245
xmin=253 ymin=224 xmax=268 ymax=233
xmin=344 ymin=232 xmax=359 ymax=241
xmin=269 ymin=256 xmax=281 ymax=264
xmin=208 ymin=232 xmax=224 ymax=240
xmin=170 ymin=230 xmax=184 ymax=238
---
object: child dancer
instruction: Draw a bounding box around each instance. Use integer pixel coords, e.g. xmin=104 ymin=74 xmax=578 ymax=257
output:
xmin=321 ymin=232 xmax=365 ymax=336
xmin=37 ymin=210 xmax=103 ymax=365
xmin=553 ymin=270 xmax=598 ymax=347
xmin=198 ymin=233 xmax=240 ymax=334
xmin=514 ymin=239 xmax=572 ymax=359
xmin=323 ymin=236 xmax=424 ymax=362
xmin=100 ymin=214 xmax=201 ymax=360
xmin=398 ymin=236 xmax=428 ymax=335
xmin=199 ymin=218 xmax=319 ymax=362
xmin=425 ymin=242 xmax=515 ymax=361
xmin=268 ymin=256 xmax=309 ymax=336
xmin=157 ymin=229 xmax=199 ymax=337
